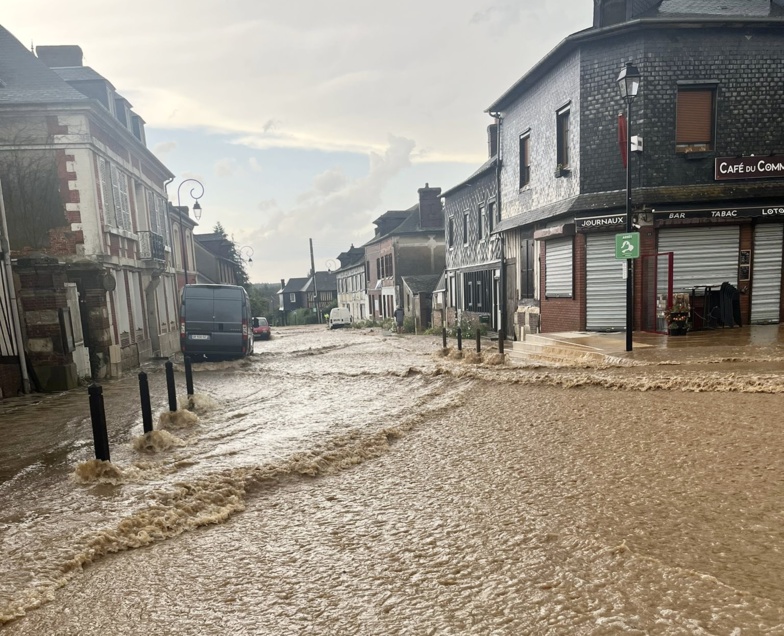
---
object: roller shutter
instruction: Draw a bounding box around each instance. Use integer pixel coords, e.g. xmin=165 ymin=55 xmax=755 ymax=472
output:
xmin=658 ymin=226 xmax=739 ymax=291
xmin=544 ymin=238 xmax=573 ymax=298
xmin=750 ymin=224 xmax=783 ymax=324
xmin=586 ymin=233 xmax=625 ymax=331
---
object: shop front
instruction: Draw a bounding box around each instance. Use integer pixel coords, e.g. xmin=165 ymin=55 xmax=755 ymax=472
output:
xmin=651 ymin=204 xmax=784 ymax=330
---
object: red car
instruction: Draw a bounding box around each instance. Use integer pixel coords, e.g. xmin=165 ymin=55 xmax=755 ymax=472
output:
xmin=252 ymin=316 xmax=271 ymax=340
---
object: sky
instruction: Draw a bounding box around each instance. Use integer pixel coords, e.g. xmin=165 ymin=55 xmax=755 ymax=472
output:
xmin=3 ymin=1 xmax=589 ymax=284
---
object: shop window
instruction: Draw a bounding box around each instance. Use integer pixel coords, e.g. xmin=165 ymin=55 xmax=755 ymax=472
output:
xmin=676 ymin=87 xmax=716 ymax=152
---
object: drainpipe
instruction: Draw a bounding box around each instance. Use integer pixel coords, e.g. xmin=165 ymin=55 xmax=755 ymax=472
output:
xmin=0 ymin=179 xmax=31 ymax=393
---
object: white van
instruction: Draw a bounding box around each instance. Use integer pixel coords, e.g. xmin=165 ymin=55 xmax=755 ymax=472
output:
xmin=329 ymin=307 xmax=352 ymax=329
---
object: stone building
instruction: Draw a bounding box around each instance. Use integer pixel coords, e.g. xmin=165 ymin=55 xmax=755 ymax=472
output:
xmin=489 ymin=0 xmax=784 ymax=336
xmin=0 ymin=27 xmax=179 ymax=392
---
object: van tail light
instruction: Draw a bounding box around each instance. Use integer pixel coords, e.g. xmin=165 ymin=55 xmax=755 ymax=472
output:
xmin=180 ymin=318 xmax=186 ymax=336
xmin=242 ymin=319 xmax=248 ymax=337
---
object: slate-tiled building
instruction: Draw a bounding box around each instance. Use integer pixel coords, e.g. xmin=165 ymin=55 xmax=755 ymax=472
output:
xmin=490 ymin=0 xmax=784 ymax=336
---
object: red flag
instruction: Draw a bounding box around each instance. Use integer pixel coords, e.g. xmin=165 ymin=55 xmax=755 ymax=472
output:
xmin=618 ymin=112 xmax=628 ymax=169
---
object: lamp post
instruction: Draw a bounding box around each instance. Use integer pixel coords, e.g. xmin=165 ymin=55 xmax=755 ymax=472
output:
xmin=491 ymin=232 xmax=506 ymax=340
xmin=617 ymin=61 xmax=640 ymax=353
xmin=175 ymin=179 xmax=204 ymax=289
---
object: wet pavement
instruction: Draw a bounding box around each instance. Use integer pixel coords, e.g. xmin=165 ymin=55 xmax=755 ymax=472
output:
xmin=1 ymin=324 xmax=783 ymax=634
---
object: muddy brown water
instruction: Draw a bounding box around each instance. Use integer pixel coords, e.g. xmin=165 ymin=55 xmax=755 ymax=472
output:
xmin=1 ymin=325 xmax=782 ymax=634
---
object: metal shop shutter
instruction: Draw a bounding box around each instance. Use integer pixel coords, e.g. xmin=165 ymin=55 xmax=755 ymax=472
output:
xmin=750 ymin=224 xmax=783 ymax=324
xmin=658 ymin=226 xmax=739 ymax=291
xmin=545 ymin=237 xmax=573 ymax=298
xmin=586 ymin=233 xmax=626 ymax=331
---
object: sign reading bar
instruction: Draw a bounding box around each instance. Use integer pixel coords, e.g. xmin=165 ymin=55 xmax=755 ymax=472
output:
xmin=715 ymin=156 xmax=784 ymax=181
xmin=615 ymin=232 xmax=640 ymax=259
xmin=653 ymin=205 xmax=784 ymax=220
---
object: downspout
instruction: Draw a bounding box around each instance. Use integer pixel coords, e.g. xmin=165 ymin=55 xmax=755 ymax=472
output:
xmin=490 ymin=112 xmax=506 ymax=340
xmin=0 ymin=179 xmax=31 ymax=393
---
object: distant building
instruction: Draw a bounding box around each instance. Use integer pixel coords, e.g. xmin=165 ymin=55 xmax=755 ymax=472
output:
xmin=335 ymin=244 xmax=367 ymax=321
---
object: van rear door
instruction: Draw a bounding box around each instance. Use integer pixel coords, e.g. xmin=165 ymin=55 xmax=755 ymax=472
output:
xmin=211 ymin=286 xmax=244 ymax=351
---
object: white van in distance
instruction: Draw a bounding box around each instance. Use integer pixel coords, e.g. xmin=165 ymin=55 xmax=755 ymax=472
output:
xmin=329 ymin=307 xmax=352 ymax=329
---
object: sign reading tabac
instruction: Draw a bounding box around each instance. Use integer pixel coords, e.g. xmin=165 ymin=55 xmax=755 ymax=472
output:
xmin=715 ymin=156 xmax=784 ymax=181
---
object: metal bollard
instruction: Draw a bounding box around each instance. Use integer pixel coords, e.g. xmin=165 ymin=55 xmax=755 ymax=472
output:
xmin=476 ymin=330 xmax=481 ymax=353
xmin=184 ymin=356 xmax=194 ymax=397
xmin=165 ymin=360 xmax=177 ymax=412
xmin=139 ymin=371 xmax=153 ymax=434
xmin=498 ymin=332 xmax=505 ymax=355
xmin=457 ymin=327 xmax=462 ymax=351
xmin=87 ymin=383 xmax=111 ymax=462
xmin=442 ymin=327 xmax=447 ymax=349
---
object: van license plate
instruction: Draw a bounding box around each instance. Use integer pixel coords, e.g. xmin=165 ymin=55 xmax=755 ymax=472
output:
xmin=191 ymin=334 xmax=210 ymax=340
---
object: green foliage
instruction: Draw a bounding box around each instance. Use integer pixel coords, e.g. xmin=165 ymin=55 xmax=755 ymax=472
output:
xmin=289 ymin=307 xmax=320 ymax=325
xmin=446 ymin=316 xmax=489 ymax=339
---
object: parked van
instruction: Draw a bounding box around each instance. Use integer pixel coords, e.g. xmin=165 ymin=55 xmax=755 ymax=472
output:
xmin=180 ymin=284 xmax=254 ymax=358
xmin=329 ymin=307 xmax=353 ymax=329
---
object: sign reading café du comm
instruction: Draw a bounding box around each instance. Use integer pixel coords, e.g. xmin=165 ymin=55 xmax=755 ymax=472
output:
xmin=715 ymin=155 xmax=784 ymax=181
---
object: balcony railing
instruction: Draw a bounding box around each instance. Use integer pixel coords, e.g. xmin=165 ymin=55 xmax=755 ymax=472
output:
xmin=138 ymin=231 xmax=166 ymax=262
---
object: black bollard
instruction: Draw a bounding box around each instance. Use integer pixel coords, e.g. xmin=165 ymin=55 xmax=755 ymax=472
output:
xmin=184 ymin=356 xmax=194 ymax=397
xmin=476 ymin=330 xmax=481 ymax=353
xmin=457 ymin=327 xmax=462 ymax=351
xmin=165 ymin=360 xmax=177 ymax=412
xmin=87 ymin=383 xmax=111 ymax=462
xmin=139 ymin=371 xmax=153 ymax=434
xmin=442 ymin=327 xmax=447 ymax=349
xmin=498 ymin=332 xmax=505 ymax=355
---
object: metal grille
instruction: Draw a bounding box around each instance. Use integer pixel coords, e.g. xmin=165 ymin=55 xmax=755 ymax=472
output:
xmin=544 ymin=238 xmax=573 ymax=298
xmin=750 ymin=224 xmax=783 ymax=324
xmin=586 ymin=233 xmax=625 ymax=331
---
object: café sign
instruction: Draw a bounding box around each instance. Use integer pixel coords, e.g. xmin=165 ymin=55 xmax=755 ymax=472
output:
xmin=715 ymin=155 xmax=784 ymax=181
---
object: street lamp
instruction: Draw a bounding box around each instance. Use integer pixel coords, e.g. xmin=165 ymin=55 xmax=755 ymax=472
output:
xmin=490 ymin=232 xmax=506 ymax=341
xmin=617 ymin=61 xmax=640 ymax=352
xmin=239 ymin=246 xmax=254 ymax=264
xmin=175 ymin=179 xmax=204 ymax=288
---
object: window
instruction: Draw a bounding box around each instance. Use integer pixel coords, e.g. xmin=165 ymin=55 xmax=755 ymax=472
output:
xmin=477 ymin=205 xmax=484 ymax=241
xmin=556 ymin=109 xmax=570 ymax=169
xmin=520 ymin=239 xmax=535 ymax=299
xmin=376 ymin=258 xmax=381 ymax=279
xmin=289 ymin=293 xmax=296 ymax=302
xmin=448 ymin=217 xmax=454 ymax=248
xmin=676 ymin=87 xmax=716 ymax=152
xmin=365 ymin=261 xmax=370 ymax=282
xmin=519 ymin=134 xmax=531 ymax=188
xmin=544 ymin=238 xmax=573 ymax=298
xmin=488 ymin=201 xmax=495 ymax=233
xmin=463 ymin=212 xmax=468 ymax=245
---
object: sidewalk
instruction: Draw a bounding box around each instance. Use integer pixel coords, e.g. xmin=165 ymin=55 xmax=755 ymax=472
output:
xmin=512 ymin=324 xmax=784 ymax=366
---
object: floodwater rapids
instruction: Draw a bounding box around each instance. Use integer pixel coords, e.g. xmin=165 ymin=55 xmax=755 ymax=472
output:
xmin=0 ymin=324 xmax=783 ymax=634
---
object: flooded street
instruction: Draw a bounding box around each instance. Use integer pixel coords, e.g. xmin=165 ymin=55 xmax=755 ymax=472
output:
xmin=1 ymin=325 xmax=783 ymax=634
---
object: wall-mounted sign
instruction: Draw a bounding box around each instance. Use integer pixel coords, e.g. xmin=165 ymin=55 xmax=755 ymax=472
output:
xmin=653 ymin=205 xmax=784 ymax=220
xmin=575 ymin=214 xmax=625 ymax=230
xmin=715 ymin=156 xmax=784 ymax=181
xmin=533 ymin=223 xmax=575 ymax=241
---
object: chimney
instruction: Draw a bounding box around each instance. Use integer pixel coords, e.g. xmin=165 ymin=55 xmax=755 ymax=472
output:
xmin=280 ymin=278 xmax=285 ymax=291
xmin=36 ymin=45 xmax=84 ymax=68
xmin=418 ymin=183 xmax=443 ymax=230
xmin=487 ymin=124 xmax=498 ymax=158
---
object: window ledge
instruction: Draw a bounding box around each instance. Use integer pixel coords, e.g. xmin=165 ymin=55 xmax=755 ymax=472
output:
xmin=519 ymin=185 xmax=531 ymax=193
xmin=554 ymin=167 xmax=572 ymax=178
xmin=676 ymin=149 xmax=714 ymax=161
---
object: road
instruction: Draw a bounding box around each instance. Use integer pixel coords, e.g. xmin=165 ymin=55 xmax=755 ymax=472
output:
xmin=1 ymin=324 xmax=783 ymax=634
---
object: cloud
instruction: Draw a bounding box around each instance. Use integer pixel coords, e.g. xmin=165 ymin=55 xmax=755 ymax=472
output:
xmin=242 ymin=135 xmax=415 ymax=266
xmin=153 ymin=140 xmax=177 ymax=155
xmin=248 ymin=157 xmax=264 ymax=173
xmin=214 ymin=157 xmax=239 ymax=178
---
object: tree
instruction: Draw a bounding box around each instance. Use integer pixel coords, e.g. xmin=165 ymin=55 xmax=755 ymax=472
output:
xmin=0 ymin=119 xmax=65 ymax=251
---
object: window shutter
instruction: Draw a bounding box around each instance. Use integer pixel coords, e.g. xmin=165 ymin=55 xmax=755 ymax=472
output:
xmin=146 ymin=190 xmax=158 ymax=234
xmin=99 ymin=158 xmax=116 ymax=227
xmin=676 ymin=90 xmax=713 ymax=144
